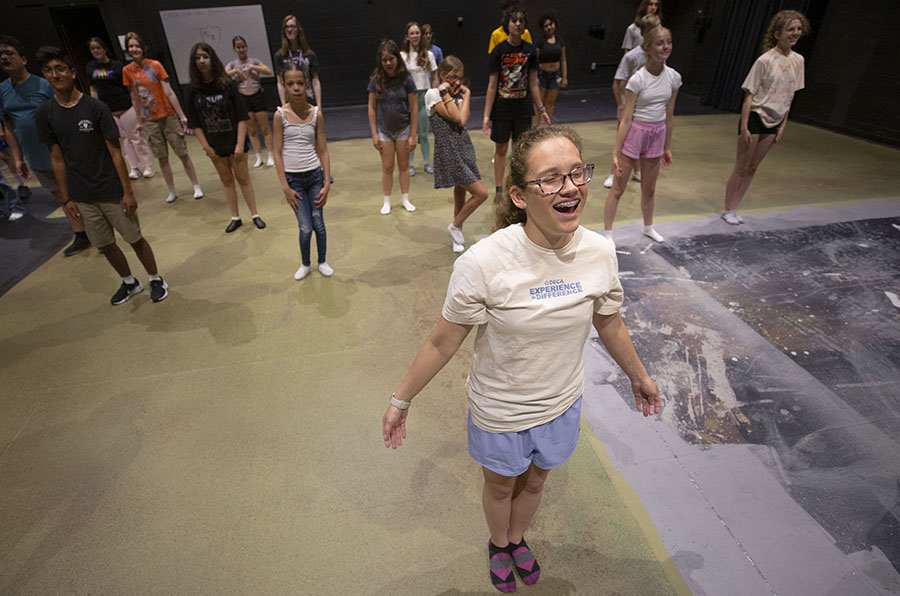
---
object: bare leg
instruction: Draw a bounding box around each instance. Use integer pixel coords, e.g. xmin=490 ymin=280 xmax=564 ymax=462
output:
xmin=159 ymin=156 xmax=176 ymax=190
xmin=178 ymin=153 xmax=201 ymax=186
xmin=482 ymin=467 xmax=517 ymax=548
xmin=544 ymin=89 xmax=559 ymax=121
xmin=231 ymin=153 xmax=259 ymax=214
xmin=130 ymin=237 xmax=158 ymax=275
xmin=99 ymin=242 xmax=132 ymax=277
xmin=396 ymin=141 xmax=411 ymax=194
xmin=603 ymin=153 xmax=637 ymax=230
xmin=493 ymin=141 xmax=509 ymax=191
xmin=245 ymin=114 xmax=262 ymax=157
xmin=257 ymin=111 xmax=274 ymax=155
xmin=507 ymin=464 xmax=550 ymax=544
xmin=379 ymin=140 xmax=396 ymax=197
xmin=211 ymin=155 xmax=239 ymax=217
xmin=638 ymin=156 xmax=662 ymax=226
xmin=452 ymin=180 xmax=489 ymax=228
xmin=725 ymin=134 xmax=777 ymax=211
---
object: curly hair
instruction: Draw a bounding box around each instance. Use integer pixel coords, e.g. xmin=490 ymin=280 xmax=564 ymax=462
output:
xmin=538 ymin=9 xmax=557 ymax=29
xmin=762 ymin=10 xmax=810 ymax=53
xmin=495 ymin=125 xmax=584 ymax=231
xmin=402 ymin=22 xmax=430 ymax=70
xmin=370 ymin=39 xmax=410 ymax=99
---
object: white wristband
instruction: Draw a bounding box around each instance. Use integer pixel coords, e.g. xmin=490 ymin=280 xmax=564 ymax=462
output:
xmin=390 ymin=393 xmax=411 ymax=410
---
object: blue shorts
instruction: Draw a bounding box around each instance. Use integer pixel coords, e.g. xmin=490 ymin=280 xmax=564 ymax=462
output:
xmin=537 ymin=68 xmax=562 ymax=90
xmin=468 ymin=396 xmax=582 ymax=477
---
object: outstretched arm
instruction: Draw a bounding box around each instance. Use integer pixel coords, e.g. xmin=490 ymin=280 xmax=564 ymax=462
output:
xmin=382 ymin=317 xmax=472 ymax=448
xmin=592 ymin=311 xmax=660 ymax=417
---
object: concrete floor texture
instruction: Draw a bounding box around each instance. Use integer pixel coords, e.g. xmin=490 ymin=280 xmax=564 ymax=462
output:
xmin=1 ymin=113 xmax=899 ymax=595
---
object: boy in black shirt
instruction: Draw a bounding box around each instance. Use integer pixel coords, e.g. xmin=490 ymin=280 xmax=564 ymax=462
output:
xmin=34 ymin=46 xmax=168 ymax=305
xmin=483 ymin=6 xmax=550 ymax=202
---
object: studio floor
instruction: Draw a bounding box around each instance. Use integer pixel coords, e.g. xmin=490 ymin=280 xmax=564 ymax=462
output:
xmin=1 ymin=110 xmax=899 ymax=595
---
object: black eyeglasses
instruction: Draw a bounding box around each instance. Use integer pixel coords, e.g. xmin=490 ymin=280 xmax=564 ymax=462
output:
xmin=524 ymin=164 xmax=594 ymax=195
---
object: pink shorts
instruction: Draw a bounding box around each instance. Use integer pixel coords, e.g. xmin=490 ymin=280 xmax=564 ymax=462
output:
xmin=621 ymin=120 xmax=666 ymax=159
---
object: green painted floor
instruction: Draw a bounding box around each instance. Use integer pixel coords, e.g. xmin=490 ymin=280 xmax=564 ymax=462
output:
xmin=1 ymin=114 xmax=896 ymax=595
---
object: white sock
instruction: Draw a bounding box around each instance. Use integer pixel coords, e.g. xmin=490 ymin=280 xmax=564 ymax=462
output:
xmin=231 ymin=216 xmax=241 ymax=221
xmin=381 ymin=196 xmax=391 ymax=215
xmin=122 ymin=275 xmax=136 ymax=284
xmin=148 ymin=274 xmax=161 ymax=282
xmin=643 ymin=225 xmax=664 ymax=242
xmin=401 ymin=193 xmax=416 ymax=212
xmin=165 ymin=188 xmax=177 ymax=202
xmin=193 ymin=185 xmax=204 ymax=198
xmin=599 ymin=229 xmax=612 ymax=239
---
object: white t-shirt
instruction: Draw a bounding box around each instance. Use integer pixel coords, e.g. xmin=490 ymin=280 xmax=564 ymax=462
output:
xmin=424 ymin=87 xmax=463 ymax=116
xmin=742 ymin=48 xmax=805 ymax=128
xmin=442 ymin=224 xmax=624 ymax=433
xmin=400 ymin=50 xmax=437 ymax=90
xmin=614 ymin=47 xmax=646 ymax=104
xmin=626 ymin=65 xmax=682 ymax=123
xmin=621 ymin=23 xmax=642 ymax=51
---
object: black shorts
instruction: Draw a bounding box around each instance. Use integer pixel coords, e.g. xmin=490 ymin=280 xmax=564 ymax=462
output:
xmin=242 ymin=90 xmax=267 ymax=113
xmin=741 ymin=111 xmax=781 ymax=136
xmin=490 ymin=117 xmax=532 ymax=144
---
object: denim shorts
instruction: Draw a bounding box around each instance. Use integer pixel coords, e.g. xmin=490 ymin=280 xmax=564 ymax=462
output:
xmin=468 ymin=396 xmax=582 ymax=477
xmin=538 ymin=68 xmax=562 ymax=90
xmin=377 ymin=125 xmax=410 ymax=142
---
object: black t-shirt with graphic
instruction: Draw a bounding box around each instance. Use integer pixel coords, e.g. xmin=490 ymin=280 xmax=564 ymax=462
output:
xmin=186 ymin=81 xmax=249 ymax=157
xmin=85 ymin=58 xmax=133 ymax=112
xmin=35 ymin=95 xmax=123 ymax=204
xmin=488 ymin=39 xmax=538 ymax=121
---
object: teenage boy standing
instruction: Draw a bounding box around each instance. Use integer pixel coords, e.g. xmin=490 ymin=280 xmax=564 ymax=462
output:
xmin=0 ymin=35 xmax=90 ymax=255
xmin=35 ymin=46 xmax=169 ymax=305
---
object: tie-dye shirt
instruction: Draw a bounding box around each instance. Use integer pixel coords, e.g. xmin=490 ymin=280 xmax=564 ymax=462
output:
xmin=122 ymin=59 xmax=174 ymax=121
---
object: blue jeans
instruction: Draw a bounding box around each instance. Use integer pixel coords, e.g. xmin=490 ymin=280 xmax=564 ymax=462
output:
xmin=286 ymin=168 xmax=327 ymax=266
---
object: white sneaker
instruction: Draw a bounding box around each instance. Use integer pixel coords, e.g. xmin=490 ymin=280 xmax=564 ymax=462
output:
xmin=603 ymin=174 xmax=614 ymax=188
xmin=643 ymin=226 xmax=664 ymax=242
xmin=266 ymin=155 xmax=274 ymax=167
xmin=721 ymin=210 xmax=740 ymax=225
xmin=408 ymin=166 xmax=415 ymax=177
xmin=8 ymin=211 xmax=25 ymax=221
xmin=448 ymin=223 xmax=465 ymax=245
xmin=318 ymin=262 xmax=334 ymax=277
xmin=129 ymin=168 xmax=141 ymax=180
xmin=294 ymin=265 xmax=310 ymax=280
xmin=253 ymin=155 xmax=264 ymax=168
xmin=735 ymin=211 xmax=745 ymax=224
xmin=142 ymin=165 xmax=155 ymax=178
xmin=380 ymin=201 xmax=391 ymax=215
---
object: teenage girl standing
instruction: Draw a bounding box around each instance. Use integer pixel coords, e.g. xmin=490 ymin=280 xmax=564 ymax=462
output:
xmin=535 ymin=10 xmax=568 ymax=124
xmin=603 ymin=25 xmax=680 ymax=243
xmin=273 ymin=16 xmax=322 ymax=108
xmin=273 ymin=65 xmax=333 ymax=280
xmin=226 ymin=36 xmax=274 ymax=168
xmin=368 ymin=40 xmax=418 ymax=215
xmin=622 ymin=0 xmax=662 ymax=53
xmin=86 ymin=37 xmax=153 ymax=180
xmin=122 ymin=32 xmax=203 ymax=203
xmin=424 ymin=56 xmax=488 ymax=252
xmin=722 ymin=10 xmax=809 ymax=225
xmin=401 ymin=22 xmax=438 ymax=176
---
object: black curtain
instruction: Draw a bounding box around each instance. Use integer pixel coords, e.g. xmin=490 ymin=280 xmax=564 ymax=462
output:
xmin=701 ymin=0 xmax=811 ymax=112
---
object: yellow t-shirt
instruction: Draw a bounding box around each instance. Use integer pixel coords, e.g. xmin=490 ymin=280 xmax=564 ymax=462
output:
xmin=443 ymin=225 xmax=623 ymax=433
xmin=488 ymin=26 xmax=533 ymax=53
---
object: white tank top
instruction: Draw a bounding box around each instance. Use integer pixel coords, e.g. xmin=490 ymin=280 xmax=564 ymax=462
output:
xmin=279 ymin=105 xmax=321 ymax=173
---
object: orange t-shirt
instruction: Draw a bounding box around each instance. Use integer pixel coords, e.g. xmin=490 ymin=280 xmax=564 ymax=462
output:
xmin=122 ymin=59 xmax=174 ymax=121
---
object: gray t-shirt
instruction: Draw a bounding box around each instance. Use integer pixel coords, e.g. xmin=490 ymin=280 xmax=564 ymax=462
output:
xmin=367 ymin=74 xmax=417 ymax=135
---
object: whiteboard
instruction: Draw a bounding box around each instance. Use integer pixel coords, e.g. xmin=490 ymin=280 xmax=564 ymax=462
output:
xmin=159 ymin=5 xmax=274 ymax=84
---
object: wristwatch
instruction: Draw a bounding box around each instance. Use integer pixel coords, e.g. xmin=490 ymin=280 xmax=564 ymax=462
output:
xmin=390 ymin=393 xmax=411 ymax=410
xmin=439 ymin=88 xmax=448 ymax=96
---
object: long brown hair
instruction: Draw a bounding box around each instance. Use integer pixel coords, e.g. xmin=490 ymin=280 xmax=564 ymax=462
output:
xmin=189 ymin=42 xmax=231 ymax=89
xmin=633 ymin=0 xmax=662 ymax=28
xmin=280 ymin=15 xmax=312 ymax=56
xmin=402 ymin=22 xmax=429 ymax=70
xmin=762 ymin=10 xmax=810 ymax=53
xmin=495 ymin=125 xmax=584 ymax=231
xmin=370 ymin=39 xmax=409 ymax=99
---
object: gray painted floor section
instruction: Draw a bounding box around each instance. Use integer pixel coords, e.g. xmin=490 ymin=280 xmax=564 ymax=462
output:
xmin=581 ymin=199 xmax=900 ymax=596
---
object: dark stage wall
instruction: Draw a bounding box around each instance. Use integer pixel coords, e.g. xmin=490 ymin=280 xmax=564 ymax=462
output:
xmin=1 ymin=1 xmax=897 ymax=146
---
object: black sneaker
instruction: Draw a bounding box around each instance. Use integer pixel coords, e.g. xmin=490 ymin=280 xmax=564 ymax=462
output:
xmin=17 ymin=185 xmax=31 ymax=201
xmin=149 ymin=278 xmax=168 ymax=302
xmin=111 ymin=280 xmax=144 ymax=305
xmin=63 ymin=234 xmax=91 ymax=257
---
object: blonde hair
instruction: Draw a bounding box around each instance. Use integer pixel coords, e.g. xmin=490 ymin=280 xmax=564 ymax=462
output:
xmin=641 ymin=25 xmax=670 ymax=52
xmin=762 ymin=10 xmax=810 ymax=53
xmin=639 ymin=14 xmax=661 ymax=35
xmin=495 ymin=125 xmax=584 ymax=231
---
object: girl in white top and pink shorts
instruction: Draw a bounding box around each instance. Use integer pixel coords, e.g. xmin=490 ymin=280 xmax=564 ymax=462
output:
xmin=603 ymin=25 xmax=680 ymax=243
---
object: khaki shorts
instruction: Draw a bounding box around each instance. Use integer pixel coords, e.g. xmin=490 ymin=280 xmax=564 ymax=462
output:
xmin=144 ymin=115 xmax=188 ymax=159
xmin=75 ymin=200 xmax=142 ymax=248
xmin=32 ymin=169 xmax=60 ymax=193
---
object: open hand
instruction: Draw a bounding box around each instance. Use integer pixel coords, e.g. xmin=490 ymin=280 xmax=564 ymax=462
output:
xmin=382 ymin=405 xmax=408 ymax=449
